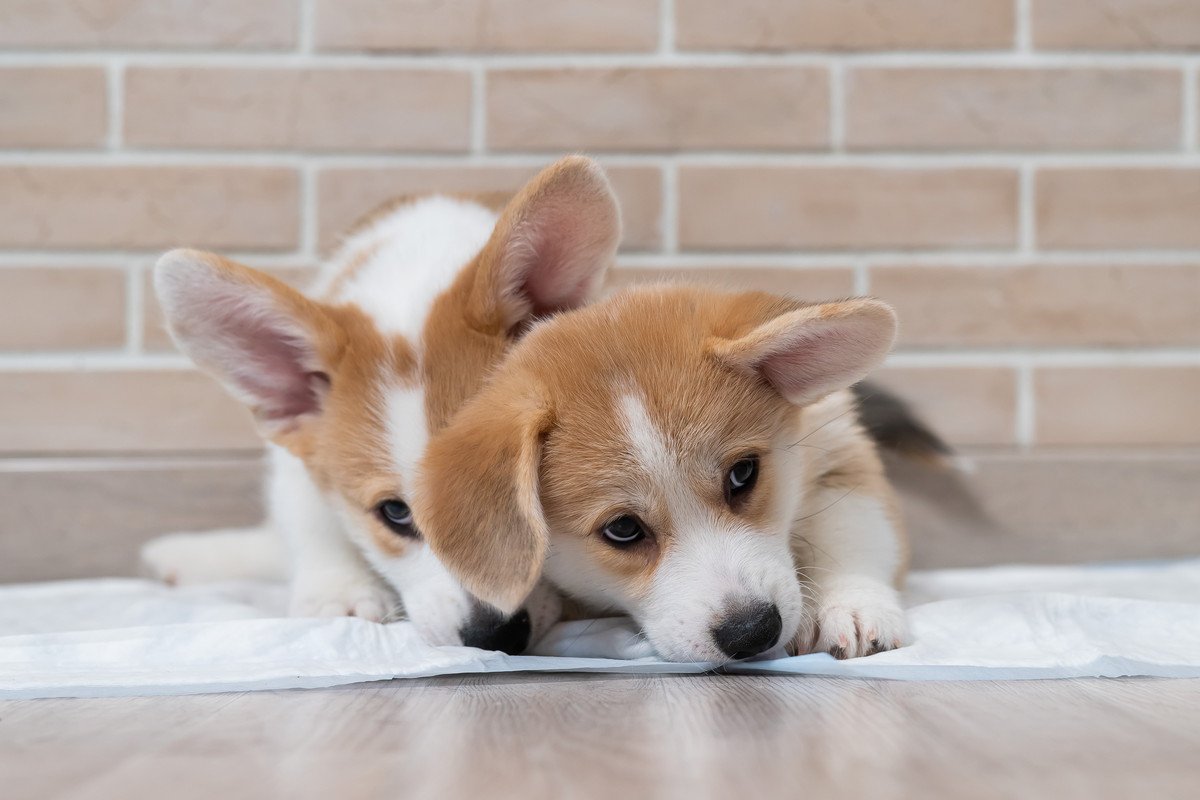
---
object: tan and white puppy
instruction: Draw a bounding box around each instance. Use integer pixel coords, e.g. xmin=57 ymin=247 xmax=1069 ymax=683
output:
xmin=416 ymin=286 xmax=909 ymax=662
xmin=141 ymin=156 xmax=621 ymax=653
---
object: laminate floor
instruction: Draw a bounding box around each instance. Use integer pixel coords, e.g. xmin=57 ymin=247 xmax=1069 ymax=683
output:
xmin=2 ymin=674 xmax=1197 ymax=799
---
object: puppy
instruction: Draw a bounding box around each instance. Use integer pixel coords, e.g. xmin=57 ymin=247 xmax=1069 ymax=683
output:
xmin=141 ymin=156 xmax=621 ymax=653
xmin=416 ymin=286 xmax=910 ymax=662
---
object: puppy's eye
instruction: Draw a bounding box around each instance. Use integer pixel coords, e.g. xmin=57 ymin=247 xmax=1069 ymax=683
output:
xmin=376 ymin=499 xmax=419 ymax=537
xmin=725 ymin=457 xmax=759 ymax=504
xmin=600 ymin=515 xmax=646 ymax=547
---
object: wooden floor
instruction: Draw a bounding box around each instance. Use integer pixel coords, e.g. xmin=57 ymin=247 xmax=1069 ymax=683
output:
xmin=3 ymin=674 xmax=1198 ymax=800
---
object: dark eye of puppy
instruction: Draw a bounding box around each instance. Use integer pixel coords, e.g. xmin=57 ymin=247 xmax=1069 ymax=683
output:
xmin=725 ymin=457 xmax=759 ymax=505
xmin=600 ymin=515 xmax=647 ymax=547
xmin=376 ymin=499 xmax=419 ymax=538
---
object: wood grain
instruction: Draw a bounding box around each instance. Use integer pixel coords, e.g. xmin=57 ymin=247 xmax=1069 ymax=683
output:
xmin=2 ymin=675 xmax=1197 ymax=799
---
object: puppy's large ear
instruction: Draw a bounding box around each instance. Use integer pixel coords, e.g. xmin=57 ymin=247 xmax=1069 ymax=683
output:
xmin=469 ymin=155 xmax=621 ymax=332
xmin=155 ymin=249 xmax=342 ymax=442
xmin=711 ymin=299 xmax=898 ymax=406
xmin=415 ymin=384 xmax=552 ymax=615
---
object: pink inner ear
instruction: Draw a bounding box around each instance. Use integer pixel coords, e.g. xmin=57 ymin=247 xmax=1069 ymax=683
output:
xmin=760 ymin=328 xmax=853 ymax=398
xmin=505 ymin=197 xmax=619 ymax=317
xmin=173 ymin=282 xmax=324 ymax=427
xmin=225 ymin=323 xmax=323 ymax=423
xmin=755 ymin=315 xmax=893 ymax=406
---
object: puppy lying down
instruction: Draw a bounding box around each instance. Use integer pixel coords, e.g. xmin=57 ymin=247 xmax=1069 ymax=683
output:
xmin=416 ymin=286 xmax=919 ymax=662
xmin=141 ymin=157 xmax=622 ymax=652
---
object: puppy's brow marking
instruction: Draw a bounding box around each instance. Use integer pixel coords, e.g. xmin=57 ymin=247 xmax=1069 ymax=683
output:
xmin=619 ymin=393 xmax=674 ymax=475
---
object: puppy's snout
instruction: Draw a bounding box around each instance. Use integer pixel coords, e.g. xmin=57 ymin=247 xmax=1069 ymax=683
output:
xmin=712 ymin=601 xmax=782 ymax=659
xmin=458 ymin=603 xmax=531 ymax=655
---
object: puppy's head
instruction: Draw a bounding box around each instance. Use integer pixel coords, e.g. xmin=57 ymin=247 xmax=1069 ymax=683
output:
xmin=155 ymin=156 xmax=620 ymax=652
xmin=416 ymin=287 xmax=896 ymax=661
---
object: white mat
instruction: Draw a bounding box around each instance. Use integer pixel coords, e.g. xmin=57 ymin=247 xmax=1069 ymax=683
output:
xmin=2 ymin=559 xmax=1199 ymax=698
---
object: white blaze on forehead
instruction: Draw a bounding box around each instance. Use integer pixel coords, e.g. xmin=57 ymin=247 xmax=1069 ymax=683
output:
xmin=618 ymin=392 xmax=706 ymax=532
xmin=325 ymin=196 xmax=498 ymax=342
xmin=619 ymin=392 xmax=676 ymax=480
xmin=386 ymin=384 xmax=429 ymax=487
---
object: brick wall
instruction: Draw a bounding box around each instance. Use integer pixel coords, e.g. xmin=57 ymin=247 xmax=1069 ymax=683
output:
xmin=1 ymin=0 xmax=1198 ymax=455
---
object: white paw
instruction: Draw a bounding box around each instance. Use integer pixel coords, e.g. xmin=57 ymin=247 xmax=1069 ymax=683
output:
xmin=793 ymin=576 xmax=908 ymax=660
xmin=139 ymin=532 xmax=239 ymax=585
xmin=289 ymin=572 xmax=397 ymax=623
xmin=140 ymin=527 xmax=285 ymax=585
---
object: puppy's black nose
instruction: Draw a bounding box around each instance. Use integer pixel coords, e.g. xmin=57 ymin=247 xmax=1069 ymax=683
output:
xmin=712 ymin=602 xmax=782 ymax=659
xmin=458 ymin=605 xmax=531 ymax=655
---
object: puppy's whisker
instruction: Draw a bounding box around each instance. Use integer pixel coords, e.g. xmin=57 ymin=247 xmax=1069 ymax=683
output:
xmin=795 ymin=484 xmax=863 ymax=523
xmin=791 ymin=392 xmax=877 ymax=447
xmin=794 ymin=536 xmax=841 ymax=573
xmin=780 ymin=441 xmax=833 ymax=454
xmin=561 ymin=617 xmax=602 ymax=656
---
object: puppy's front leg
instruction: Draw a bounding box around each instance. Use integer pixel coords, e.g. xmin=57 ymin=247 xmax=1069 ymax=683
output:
xmin=269 ymin=447 xmax=396 ymax=622
xmin=791 ymin=477 xmax=908 ymax=660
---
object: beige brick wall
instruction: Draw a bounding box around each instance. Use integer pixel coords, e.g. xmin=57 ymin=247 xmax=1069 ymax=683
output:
xmin=0 ymin=0 xmax=1197 ymax=453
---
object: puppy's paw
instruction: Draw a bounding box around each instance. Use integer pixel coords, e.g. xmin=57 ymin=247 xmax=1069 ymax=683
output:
xmin=140 ymin=527 xmax=285 ymax=585
xmin=289 ymin=572 xmax=397 ymax=623
xmin=140 ymin=531 xmax=242 ymax=585
xmin=794 ymin=576 xmax=907 ymax=660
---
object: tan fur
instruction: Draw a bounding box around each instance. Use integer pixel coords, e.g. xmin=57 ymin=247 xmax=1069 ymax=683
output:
xmin=422 ymin=156 xmax=620 ymax=433
xmin=179 ymin=252 xmax=424 ymax=559
xmin=319 ymin=241 xmax=380 ymax=301
xmin=163 ymin=158 xmax=621 ymax=586
xmin=417 ymin=387 xmax=554 ymax=612
xmin=417 ymin=285 xmax=907 ymax=618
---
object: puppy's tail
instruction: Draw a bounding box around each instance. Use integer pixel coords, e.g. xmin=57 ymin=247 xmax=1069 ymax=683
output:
xmin=853 ymin=382 xmax=954 ymax=468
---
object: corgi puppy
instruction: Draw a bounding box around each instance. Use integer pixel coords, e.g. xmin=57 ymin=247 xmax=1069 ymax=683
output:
xmin=141 ymin=156 xmax=621 ymax=653
xmin=415 ymin=286 xmax=909 ymax=662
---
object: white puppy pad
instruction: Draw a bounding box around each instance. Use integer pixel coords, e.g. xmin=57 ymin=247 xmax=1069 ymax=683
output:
xmin=2 ymin=559 xmax=1198 ymax=698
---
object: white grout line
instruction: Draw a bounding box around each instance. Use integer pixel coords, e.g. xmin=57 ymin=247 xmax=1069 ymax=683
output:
xmin=1184 ymin=62 xmax=1197 ymax=151
xmin=298 ymin=0 xmax=316 ymax=54
xmin=9 ymin=249 xmax=1200 ymax=269
xmin=6 ymin=149 xmax=1200 ymax=168
xmin=1018 ymin=162 xmax=1036 ymax=254
xmin=660 ymin=159 xmax=678 ymax=253
xmin=1015 ymin=361 xmax=1036 ymax=449
xmin=0 ymin=252 xmax=315 ymax=267
xmin=124 ymin=263 xmax=144 ymax=355
xmin=828 ymin=62 xmax=845 ymax=152
xmin=886 ymin=350 xmax=1200 ymax=367
xmin=0 ymin=455 xmax=264 ymax=473
xmin=471 ymin=65 xmax=487 ymax=154
xmin=5 ymin=449 xmax=1198 ymax=471
xmin=1 ymin=350 xmax=1195 ymax=373
xmin=853 ymin=261 xmax=870 ymax=295
xmin=0 ymin=354 xmax=194 ymax=370
xmin=658 ymin=0 xmax=676 ymax=55
xmin=7 ymin=248 xmax=1200 ymax=270
xmin=615 ymin=250 xmax=1200 ymax=266
xmin=105 ymin=58 xmax=124 ymax=149
xmin=300 ymin=163 xmax=318 ymax=260
xmin=1015 ymin=0 xmax=1033 ymax=53
xmin=8 ymin=50 xmax=1200 ymax=69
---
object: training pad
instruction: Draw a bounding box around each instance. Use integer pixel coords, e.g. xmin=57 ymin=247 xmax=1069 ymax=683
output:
xmin=2 ymin=559 xmax=1199 ymax=698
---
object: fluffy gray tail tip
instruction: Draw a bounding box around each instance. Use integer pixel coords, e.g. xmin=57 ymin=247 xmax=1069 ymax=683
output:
xmin=853 ymin=381 xmax=955 ymax=468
